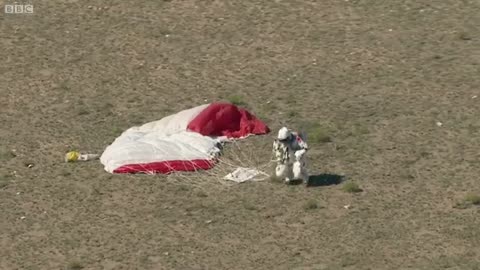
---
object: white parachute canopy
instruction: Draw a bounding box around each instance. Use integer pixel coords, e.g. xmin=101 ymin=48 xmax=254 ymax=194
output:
xmin=100 ymin=102 xmax=270 ymax=174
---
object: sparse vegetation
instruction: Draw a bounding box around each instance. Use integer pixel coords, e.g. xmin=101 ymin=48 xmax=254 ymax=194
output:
xmin=0 ymin=173 xmax=13 ymax=188
xmin=455 ymin=194 xmax=480 ymax=209
xmin=255 ymin=112 xmax=270 ymax=122
xmin=269 ymin=174 xmax=283 ymax=183
xmin=458 ymin=31 xmax=472 ymax=40
xmin=287 ymin=110 xmax=298 ymax=118
xmin=0 ymin=179 xmax=9 ymax=189
xmin=243 ymin=202 xmax=258 ymax=211
xmin=77 ymin=109 xmax=89 ymax=116
xmin=345 ymin=123 xmax=370 ymax=137
xmin=453 ymin=202 xmax=469 ymax=209
xmin=177 ymin=185 xmax=189 ymax=192
xmin=1 ymin=1 xmax=478 ymax=269
xmin=111 ymin=126 xmax=125 ymax=136
xmin=342 ymin=182 xmax=363 ymax=193
xmin=284 ymin=94 xmax=297 ymax=105
xmin=303 ymin=199 xmax=319 ymax=210
xmin=0 ymin=150 xmax=16 ymax=161
xmin=353 ymin=123 xmax=369 ymax=135
xmin=67 ymin=261 xmax=84 ymax=270
xmin=196 ymin=190 xmax=208 ymax=198
xmin=227 ymin=95 xmax=247 ymax=107
xmin=59 ymin=81 xmax=70 ymax=91
xmin=308 ymin=125 xmax=332 ymax=143
xmin=263 ymin=102 xmax=277 ymax=112
xmin=465 ymin=193 xmax=480 ymax=205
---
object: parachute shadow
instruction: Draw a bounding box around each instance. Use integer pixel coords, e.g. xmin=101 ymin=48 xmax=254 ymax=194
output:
xmin=306 ymin=173 xmax=344 ymax=187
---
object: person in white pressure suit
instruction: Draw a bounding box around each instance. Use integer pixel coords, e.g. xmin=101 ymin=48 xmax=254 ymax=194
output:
xmin=273 ymin=127 xmax=309 ymax=184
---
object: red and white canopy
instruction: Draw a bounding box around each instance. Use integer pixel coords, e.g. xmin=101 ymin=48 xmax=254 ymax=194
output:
xmin=100 ymin=102 xmax=270 ymax=174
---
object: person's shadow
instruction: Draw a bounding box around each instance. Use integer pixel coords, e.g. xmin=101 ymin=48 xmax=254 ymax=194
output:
xmin=306 ymin=173 xmax=345 ymax=187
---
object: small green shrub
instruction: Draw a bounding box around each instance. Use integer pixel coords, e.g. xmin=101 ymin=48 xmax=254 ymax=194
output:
xmin=307 ymin=125 xmax=332 ymax=144
xmin=287 ymin=111 xmax=299 ymax=118
xmin=453 ymin=194 xmax=480 ymax=209
xmin=0 ymin=150 xmax=16 ymax=161
xmin=453 ymin=202 xmax=469 ymax=209
xmin=342 ymin=182 xmax=363 ymax=193
xmin=244 ymin=202 xmax=258 ymax=211
xmin=0 ymin=180 xmax=9 ymax=189
xmin=228 ymin=95 xmax=247 ymax=107
xmin=0 ymin=173 xmax=13 ymax=188
xmin=458 ymin=31 xmax=472 ymax=40
xmin=196 ymin=190 xmax=208 ymax=198
xmin=67 ymin=261 xmax=84 ymax=270
xmin=465 ymin=193 xmax=480 ymax=205
xmin=303 ymin=200 xmax=319 ymax=210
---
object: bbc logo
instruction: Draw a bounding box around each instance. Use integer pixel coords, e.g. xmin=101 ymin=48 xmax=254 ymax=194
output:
xmin=4 ymin=4 xmax=34 ymax=14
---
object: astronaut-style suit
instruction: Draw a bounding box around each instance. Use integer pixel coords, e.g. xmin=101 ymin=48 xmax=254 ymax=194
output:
xmin=273 ymin=127 xmax=309 ymax=184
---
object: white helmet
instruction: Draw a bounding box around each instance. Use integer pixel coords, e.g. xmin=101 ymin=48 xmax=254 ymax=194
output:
xmin=277 ymin=127 xmax=291 ymax=141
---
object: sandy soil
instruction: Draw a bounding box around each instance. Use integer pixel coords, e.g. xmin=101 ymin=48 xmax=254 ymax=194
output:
xmin=1 ymin=0 xmax=480 ymax=269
